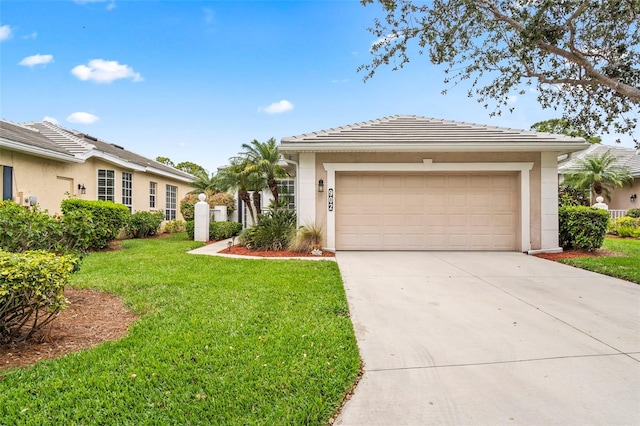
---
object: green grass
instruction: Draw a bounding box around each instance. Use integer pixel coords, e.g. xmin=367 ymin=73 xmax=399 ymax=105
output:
xmin=0 ymin=234 xmax=361 ymax=425
xmin=560 ymin=237 xmax=640 ymax=284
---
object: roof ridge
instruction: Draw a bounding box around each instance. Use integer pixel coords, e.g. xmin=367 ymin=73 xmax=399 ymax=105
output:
xmin=26 ymin=121 xmax=95 ymax=154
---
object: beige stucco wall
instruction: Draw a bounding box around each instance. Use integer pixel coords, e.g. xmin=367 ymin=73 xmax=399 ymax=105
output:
xmin=1 ymin=148 xmax=192 ymax=220
xmin=607 ymin=178 xmax=639 ymax=210
xmin=313 ymin=151 xmax=544 ymax=251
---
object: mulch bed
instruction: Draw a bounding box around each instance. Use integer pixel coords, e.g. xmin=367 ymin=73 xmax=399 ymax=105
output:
xmin=1 ymin=288 xmax=138 ymax=371
xmin=533 ymin=248 xmax=620 ymax=261
xmin=219 ymin=245 xmax=335 ymax=258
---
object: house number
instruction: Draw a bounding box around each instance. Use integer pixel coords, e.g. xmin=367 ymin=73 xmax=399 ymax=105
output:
xmin=328 ymin=188 xmax=334 ymax=212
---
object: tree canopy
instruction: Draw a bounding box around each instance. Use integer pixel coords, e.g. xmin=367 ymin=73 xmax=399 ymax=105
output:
xmin=155 ymin=156 xmax=175 ymax=167
xmin=531 ymin=118 xmax=601 ymax=143
xmin=361 ymin=0 xmax=640 ymax=144
xmin=563 ymin=150 xmax=633 ymax=202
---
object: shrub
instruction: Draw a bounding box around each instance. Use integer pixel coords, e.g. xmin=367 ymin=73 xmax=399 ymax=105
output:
xmin=558 ymin=185 xmax=589 ymax=207
xmin=558 ymin=206 xmax=610 ymax=251
xmin=164 ymin=219 xmax=186 ymax=233
xmin=125 ymin=211 xmax=164 ymax=238
xmin=185 ymin=220 xmax=195 ymax=240
xmin=180 ymin=192 xmax=237 ymax=221
xmin=210 ymin=221 xmax=242 ymax=240
xmin=608 ymin=216 xmax=640 ymax=238
xmin=61 ymin=199 xmax=130 ymax=249
xmin=0 ymin=200 xmax=94 ymax=255
xmin=241 ymin=209 xmax=296 ymax=251
xmin=0 ymin=250 xmax=77 ymax=344
xmin=626 ymin=208 xmax=640 ymax=218
xmin=289 ymin=223 xmax=324 ymax=252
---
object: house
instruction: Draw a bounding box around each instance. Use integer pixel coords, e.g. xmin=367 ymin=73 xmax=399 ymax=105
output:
xmin=0 ymin=120 xmax=194 ymax=220
xmin=558 ymin=144 xmax=640 ymax=210
xmin=279 ymin=115 xmax=588 ymax=253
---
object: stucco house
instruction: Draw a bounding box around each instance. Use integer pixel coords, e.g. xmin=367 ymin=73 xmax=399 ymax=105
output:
xmin=1 ymin=120 xmax=194 ymax=220
xmin=558 ymin=144 xmax=640 ymax=210
xmin=279 ymin=115 xmax=588 ymax=253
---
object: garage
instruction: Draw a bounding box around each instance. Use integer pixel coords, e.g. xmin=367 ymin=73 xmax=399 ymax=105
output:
xmin=335 ymin=172 xmax=518 ymax=250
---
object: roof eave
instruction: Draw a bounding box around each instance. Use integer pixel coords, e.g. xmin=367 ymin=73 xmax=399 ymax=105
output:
xmin=0 ymin=138 xmax=83 ymax=163
xmin=279 ymin=142 xmax=589 ymax=154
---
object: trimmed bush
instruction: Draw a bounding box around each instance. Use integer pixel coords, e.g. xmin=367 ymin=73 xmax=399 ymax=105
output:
xmin=0 ymin=250 xmax=77 ymax=344
xmin=241 ymin=209 xmax=296 ymax=251
xmin=608 ymin=216 xmax=640 ymax=238
xmin=61 ymin=199 xmax=130 ymax=249
xmin=0 ymin=200 xmax=94 ymax=255
xmin=185 ymin=220 xmax=241 ymax=241
xmin=164 ymin=219 xmax=186 ymax=233
xmin=125 ymin=211 xmax=164 ymax=238
xmin=559 ymin=206 xmax=610 ymax=251
xmin=626 ymin=208 xmax=640 ymax=218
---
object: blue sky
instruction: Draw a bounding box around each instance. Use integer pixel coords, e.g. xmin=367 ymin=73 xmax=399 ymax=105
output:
xmin=1 ymin=0 xmax=637 ymax=172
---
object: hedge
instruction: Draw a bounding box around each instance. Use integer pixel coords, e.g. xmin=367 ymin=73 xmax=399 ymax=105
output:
xmin=0 ymin=250 xmax=76 ymax=344
xmin=61 ymin=199 xmax=130 ymax=249
xmin=125 ymin=211 xmax=164 ymax=238
xmin=558 ymin=206 xmax=610 ymax=251
xmin=185 ymin=220 xmax=242 ymax=241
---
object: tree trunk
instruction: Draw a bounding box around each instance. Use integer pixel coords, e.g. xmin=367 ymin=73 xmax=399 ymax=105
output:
xmin=252 ymin=191 xmax=261 ymax=223
xmin=268 ymin=178 xmax=279 ymax=211
xmin=239 ymin=189 xmax=255 ymax=225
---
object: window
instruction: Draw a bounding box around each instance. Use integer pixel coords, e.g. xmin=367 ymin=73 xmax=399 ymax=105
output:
xmin=2 ymin=166 xmax=13 ymax=201
xmin=122 ymin=172 xmax=133 ymax=211
xmin=166 ymin=184 xmax=177 ymax=220
xmin=97 ymin=169 xmax=115 ymax=202
xmin=149 ymin=182 xmax=157 ymax=208
xmin=277 ymin=178 xmax=295 ymax=210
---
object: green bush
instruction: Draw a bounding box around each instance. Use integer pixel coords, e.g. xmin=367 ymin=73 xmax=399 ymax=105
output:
xmin=164 ymin=219 xmax=186 ymax=233
xmin=558 ymin=185 xmax=589 ymax=207
xmin=559 ymin=206 xmax=610 ymax=251
xmin=626 ymin=208 xmax=640 ymax=218
xmin=241 ymin=209 xmax=296 ymax=251
xmin=125 ymin=211 xmax=164 ymax=238
xmin=289 ymin=223 xmax=323 ymax=252
xmin=608 ymin=216 xmax=640 ymax=238
xmin=61 ymin=199 xmax=130 ymax=249
xmin=210 ymin=221 xmax=242 ymax=240
xmin=0 ymin=250 xmax=77 ymax=344
xmin=185 ymin=220 xmax=241 ymax=241
xmin=0 ymin=200 xmax=94 ymax=255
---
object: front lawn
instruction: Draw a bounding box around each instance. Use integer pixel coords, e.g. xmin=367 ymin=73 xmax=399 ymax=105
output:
xmin=0 ymin=234 xmax=360 ymax=425
xmin=560 ymin=237 xmax=640 ymax=284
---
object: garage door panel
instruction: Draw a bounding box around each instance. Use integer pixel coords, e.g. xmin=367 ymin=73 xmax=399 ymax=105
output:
xmin=336 ymin=173 xmax=517 ymax=250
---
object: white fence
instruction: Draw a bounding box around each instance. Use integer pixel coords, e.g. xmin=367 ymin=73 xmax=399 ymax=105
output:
xmin=609 ymin=209 xmax=627 ymax=219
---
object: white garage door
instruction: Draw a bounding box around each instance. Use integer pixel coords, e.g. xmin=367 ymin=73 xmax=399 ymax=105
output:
xmin=336 ymin=173 xmax=518 ymax=250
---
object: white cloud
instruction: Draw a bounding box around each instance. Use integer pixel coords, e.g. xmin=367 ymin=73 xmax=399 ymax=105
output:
xmin=22 ymin=31 xmax=38 ymax=40
xmin=74 ymin=0 xmax=116 ymax=10
xmin=0 ymin=24 xmax=13 ymax=42
xmin=19 ymin=54 xmax=53 ymax=67
xmin=371 ymin=32 xmax=405 ymax=52
xmin=203 ymin=7 xmax=215 ymax=24
xmin=67 ymin=112 xmax=99 ymax=124
xmin=43 ymin=116 xmax=59 ymax=125
xmin=507 ymin=95 xmax=518 ymax=104
xmin=259 ymin=100 xmax=294 ymax=114
xmin=71 ymin=59 xmax=143 ymax=83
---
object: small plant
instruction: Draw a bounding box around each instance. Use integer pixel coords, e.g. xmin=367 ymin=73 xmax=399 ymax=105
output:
xmin=290 ymin=223 xmax=324 ymax=253
xmin=61 ymin=199 xmax=130 ymax=249
xmin=164 ymin=219 xmax=186 ymax=233
xmin=180 ymin=192 xmax=236 ymax=221
xmin=0 ymin=250 xmax=77 ymax=344
xmin=608 ymin=216 xmax=640 ymax=238
xmin=210 ymin=221 xmax=242 ymax=240
xmin=241 ymin=209 xmax=296 ymax=250
xmin=125 ymin=211 xmax=164 ymax=238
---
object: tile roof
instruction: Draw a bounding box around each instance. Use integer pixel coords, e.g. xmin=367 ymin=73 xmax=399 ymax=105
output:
xmin=559 ymin=144 xmax=640 ymax=177
xmin=23 ymin=121 xmax=195 ymax=181
xmin=281 ymin=115 xmax=588 ymax=147
xmin=0 ymin=120 xmax=80 ymax=161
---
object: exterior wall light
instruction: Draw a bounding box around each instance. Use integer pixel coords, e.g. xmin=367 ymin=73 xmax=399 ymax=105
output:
xmin=631 ymin=193 xmax=637 ymax=202
xmin=78 ymin=184 xmax=86 ymax=195
xmin=318 ymin=179 xmax=324 ymax=193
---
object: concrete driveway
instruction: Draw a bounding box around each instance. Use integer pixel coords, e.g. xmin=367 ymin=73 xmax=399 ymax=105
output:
xmin=335 ymin=252 xmax=640 ymax=425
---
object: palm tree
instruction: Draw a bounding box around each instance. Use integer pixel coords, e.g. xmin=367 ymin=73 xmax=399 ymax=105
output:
xmin=217 ymin=159 xmax=262 ymax=225
xmin=189 ymin=171 xmax=222 ymax=194
xmin=563 ymin=151 xmax=633 ymax=203
xmin=240 ymin=138 xmax=287 ymax=210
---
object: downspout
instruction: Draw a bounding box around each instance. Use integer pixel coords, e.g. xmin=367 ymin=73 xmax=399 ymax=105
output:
xmin=282 ymin=156 xmax=299 ymax=227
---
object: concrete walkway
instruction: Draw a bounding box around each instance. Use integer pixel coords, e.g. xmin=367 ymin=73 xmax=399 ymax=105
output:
xmin=335 ymin=251 xmax=640 ymax=425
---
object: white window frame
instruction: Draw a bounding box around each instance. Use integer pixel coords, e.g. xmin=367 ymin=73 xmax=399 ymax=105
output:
xmin=97 ymin=169 xmax=115 ymax=202
xmin=166 ymin=184 xmax=177 ymax=220
xmin=149 ymin=181 xmax=157 ymax=208
xmin=122 ymin=172 xmax=133 ymax=211
xmin=276 ymin=178 xmax=295 ymax=210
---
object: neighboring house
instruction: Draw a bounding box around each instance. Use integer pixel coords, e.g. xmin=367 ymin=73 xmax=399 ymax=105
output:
xmin=0 ymin=120 xmax=194 ymax=220
xmin=558 ymin=144 xmax=640 ymax=210
xmin=279 ymin=114 xmax=588 ymax=253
